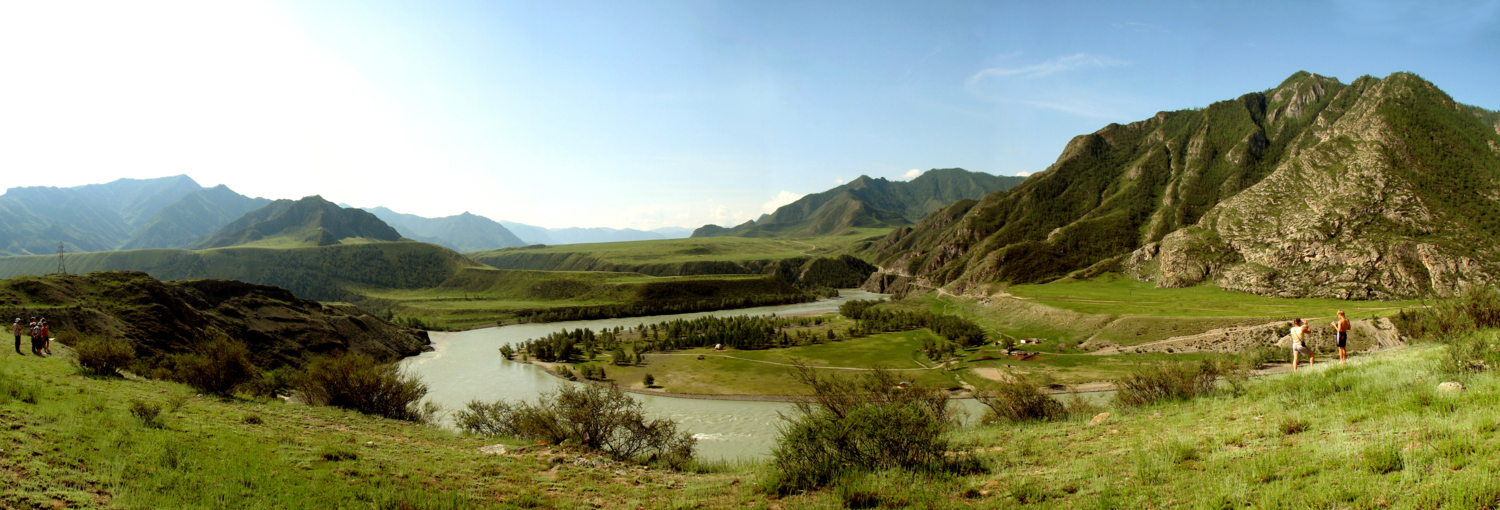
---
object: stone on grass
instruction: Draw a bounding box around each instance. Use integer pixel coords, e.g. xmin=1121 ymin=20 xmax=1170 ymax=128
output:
xmin=1438 ymin=382 xmax=1465 ymax=393
xmin=1088 ymin=412 xmax=1111 ymax=426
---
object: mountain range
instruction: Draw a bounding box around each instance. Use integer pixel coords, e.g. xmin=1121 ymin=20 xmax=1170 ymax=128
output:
xmin=865 ymin=72 xmax=1500 ymax=300
xmin=692 ymin=168 xmax=1025 ymax=238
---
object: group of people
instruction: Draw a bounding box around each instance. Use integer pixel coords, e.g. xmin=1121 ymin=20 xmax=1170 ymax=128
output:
xmin=11 ymin=317 xmax=52 ymax=356
xmin=1288 ymin=310 xmax=1352 ymax=371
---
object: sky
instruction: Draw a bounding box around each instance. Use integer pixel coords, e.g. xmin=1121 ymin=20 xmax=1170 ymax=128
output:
xmin=2 ymin=1 xmax=1498 ymax=230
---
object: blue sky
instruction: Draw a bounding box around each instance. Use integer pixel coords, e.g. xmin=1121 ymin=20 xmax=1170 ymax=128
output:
xmin=2 ymin=1 xmax=1497 ymax=229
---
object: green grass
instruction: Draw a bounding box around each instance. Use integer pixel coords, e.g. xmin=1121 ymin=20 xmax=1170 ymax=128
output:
xmin=358 ymin=267 xmax=802 ymax=329
xmin=1008 ymin=276 xmax=1420 ymax=319
xmin=0 ymin=346 xmax=757 ymax=509
xmin=467 ymin=228 xmax=891 ymax=268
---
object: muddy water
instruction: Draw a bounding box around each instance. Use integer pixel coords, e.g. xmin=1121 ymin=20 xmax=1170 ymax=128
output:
xmin=404 ymin=290 xmax=998 ymax=461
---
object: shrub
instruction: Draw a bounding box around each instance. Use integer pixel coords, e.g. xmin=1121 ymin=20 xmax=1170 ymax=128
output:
xmin=764 ymin=363 xmax=975 ymax=493
xmin=172 ymin=334 xmax=257 ymax=395
xmin=643 ymin=373 xmax=655 ymax=387
xmin=453 ymin=384 xmax=694 ymax=466
xmin=73 ymin=337 xmax=136 ymax=377
xmin=1362 ymin=440 xmax=1404 ymax=474
xmin=1279 ymin=417 xmax=1309 ymax=435
xmin=129 ymin=399 xmax=164 ymax=429
xmin=1395 ymin=286 xmax=1500 ymax=342
xmin=299 ymin=353 xmax=435 ymax=422
xmin=1113 ymin=360 xmax=1224 ymax=407
xmin=242 ymin=413 xmax=263 ymax=425
xmin=246 ymin=367 xmax=299 ymax=398
xmin=316 ymin=444 xmax=359 ymax=461
xmin=976 ymin=372 xmax=1067 ymax=423
xmin=1439 ymin=333 xmax=1500 ymax=375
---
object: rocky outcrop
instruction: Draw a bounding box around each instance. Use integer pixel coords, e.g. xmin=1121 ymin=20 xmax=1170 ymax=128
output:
xmin=0 ymin=271 xmax=429 ymax=369
xmin=1094 ymin=317 xmax=1401 ymax=354
xmin=867 ymin=71 xmax=1500 ymax=300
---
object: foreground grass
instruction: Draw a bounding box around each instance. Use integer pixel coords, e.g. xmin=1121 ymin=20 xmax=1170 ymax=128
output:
xmin=780 ymin=340 xmax=1500 ymax=509
xmin=6 ymin=333 xmax=1497 ymax=508
xmin=0 ymin=349 xmax=758 ymax=509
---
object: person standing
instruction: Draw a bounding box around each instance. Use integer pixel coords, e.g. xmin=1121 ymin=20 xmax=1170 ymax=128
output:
xmin=39 ymin=319 xmax=52 ymax=355
xmin=29 ymin=320 xmax=43 ymax=356
xmin=1332 ymin=310 xmax=1351 ymax=365
xmin=1290 ymin=318 xmax=1314 ymax=371
xmin=11 ymin=318 xmax=22 ymax=355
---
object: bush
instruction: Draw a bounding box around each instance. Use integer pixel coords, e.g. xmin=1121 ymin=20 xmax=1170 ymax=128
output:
xmin=172 ymin=334 xmax=257 ymax=396
xmin=1113 ymin=360 xmax=1225 ymax=407
xmin=129 ymin=399 xmax=165 ymax=429
xmin=453 ymin=384 xmax=694 ymax=466
xmin=1395 ymin=286 xmax=1500 ymax=342
xmin=976 ymin=372 xmax=1067 ymax=423
xmin=643 ymin=373 xmax=655 ymax=387
xmin=72 ymin=337 xmax=136 ymax=377
xmin=1439 ymin=333 xmax=1500 ymax=376
xmin=245 ymin=367 xmax=299 ymax=398
xmin=299 ymin=353 xmax=435 ymax=422
xmin=764 ymin=363 xmax=975 ymax=493
xmin=1362 ymin=440 xmax=1404 ymax=474
xmin=316 ymin=444 xmax=359 ymax=462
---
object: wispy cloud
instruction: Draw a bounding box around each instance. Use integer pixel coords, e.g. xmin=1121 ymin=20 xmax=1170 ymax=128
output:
xmin=901 ymin=169 xmax=923 ymax=180
xmin=832 ymin=177 xmax=845 ymax=185
xmin=964 ymin=53 xmax=1136 ymax=119
xmin=968 ymin=53 xmax=1128 ymax=81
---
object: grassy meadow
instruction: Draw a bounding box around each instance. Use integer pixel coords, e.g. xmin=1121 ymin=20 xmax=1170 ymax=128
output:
xmin=10 ymin=323 xmax=1500 ymax=508
xmin=1007 ymin=276 xmax=1420 ymax=319
xmin=466 ymin=228 xmax=892 ymax=268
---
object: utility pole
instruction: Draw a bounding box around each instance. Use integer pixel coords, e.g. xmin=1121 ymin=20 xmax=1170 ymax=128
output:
xmin=56 ymin=243 xmax=67 ymax=274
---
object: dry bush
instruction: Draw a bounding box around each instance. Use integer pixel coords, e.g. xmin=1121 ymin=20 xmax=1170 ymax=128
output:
xmin=1113 ymin=360 xmax=1224 ymax=407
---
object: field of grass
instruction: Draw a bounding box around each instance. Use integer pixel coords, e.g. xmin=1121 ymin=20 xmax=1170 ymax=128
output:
xmin=357 ymin=267 xmax=802 ymax=329
xmin=1007 ymin=276 xmax=1421 ymax=319
xmin=466 ymin=228 xmax=892 ymax=269
xmin=582 ymin=328 xmax=965 ymax=396
xmin=0 ymin=347 xmax=757 ymax=509
xmin=10 ymin=326 xmax=1497 ymax=508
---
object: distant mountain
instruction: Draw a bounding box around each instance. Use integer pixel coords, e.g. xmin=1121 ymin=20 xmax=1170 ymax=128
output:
xmin=692 ymin=168 xmax=1025 ymax=238
xmin=0 ymin=175 xmax=205 ymax=255
xmin=865 ymin=72 xmax=1500 ymax=300
xmin=194 ymin=196 xmax=404 ymax=249
xmin=649 ymin=226 xmax=693 ymax=239
xmin=120 ymin=185 xmax=272 ymax=250
xmin=496 ymin=220 xmax=677 ymax=245
xmin=361 ymin=207 xmax=525 ymax=252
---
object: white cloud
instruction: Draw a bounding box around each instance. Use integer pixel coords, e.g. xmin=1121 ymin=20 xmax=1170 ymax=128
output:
xmin=1015 ymin=172 xmax=1031 ymax=177
xmin=833 ymin=177 xmax=845 ymax=185
xmin=969 ymin=53 xmax=1127 ymax=81
xmin=762 ymin=191 xmax=805 ymax=215
xmin=964 ymin=53 xmax=1137 ymax=119
xmin=901 ymin=169 xmax=924 ymax=180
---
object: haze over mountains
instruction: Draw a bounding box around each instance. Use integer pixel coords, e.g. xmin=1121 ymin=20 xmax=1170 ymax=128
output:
xmin=866 ymin=72 xmax=1500 ymax=300
xmin=692 ymin=168 xmax=1025 ymax=238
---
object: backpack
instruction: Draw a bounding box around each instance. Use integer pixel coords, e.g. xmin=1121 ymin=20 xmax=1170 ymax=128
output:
xmin=30 ymin=325 xmax=40 ymax=338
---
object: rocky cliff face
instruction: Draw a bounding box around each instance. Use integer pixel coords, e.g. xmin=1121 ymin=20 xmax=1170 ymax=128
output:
xmin=866 ymin=72 xmax=1500 ymax=299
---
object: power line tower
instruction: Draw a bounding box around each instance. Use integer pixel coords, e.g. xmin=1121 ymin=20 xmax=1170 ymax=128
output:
xmin=56 ymin=243 xmax=67 ymax=274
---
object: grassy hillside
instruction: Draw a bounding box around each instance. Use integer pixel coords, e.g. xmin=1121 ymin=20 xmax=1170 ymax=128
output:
xmin=0 ymin=350 xmax=745 ymax=509
xmin=0 ymin=241 xmax=479 ymax=302
xmin=0 ymin=271 xmax=429 ymax=369
xmin=8 ymin=322 xmax=1494 ymax=507
xmin=467 ymin=229 xmax=889 ymax=281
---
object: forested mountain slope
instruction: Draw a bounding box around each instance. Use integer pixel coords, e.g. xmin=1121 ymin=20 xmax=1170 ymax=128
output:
xmin=692 ymin=168 xmax=1024 ymax=238
xmin=867 ymin=72 xmax=1500 ymax=300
